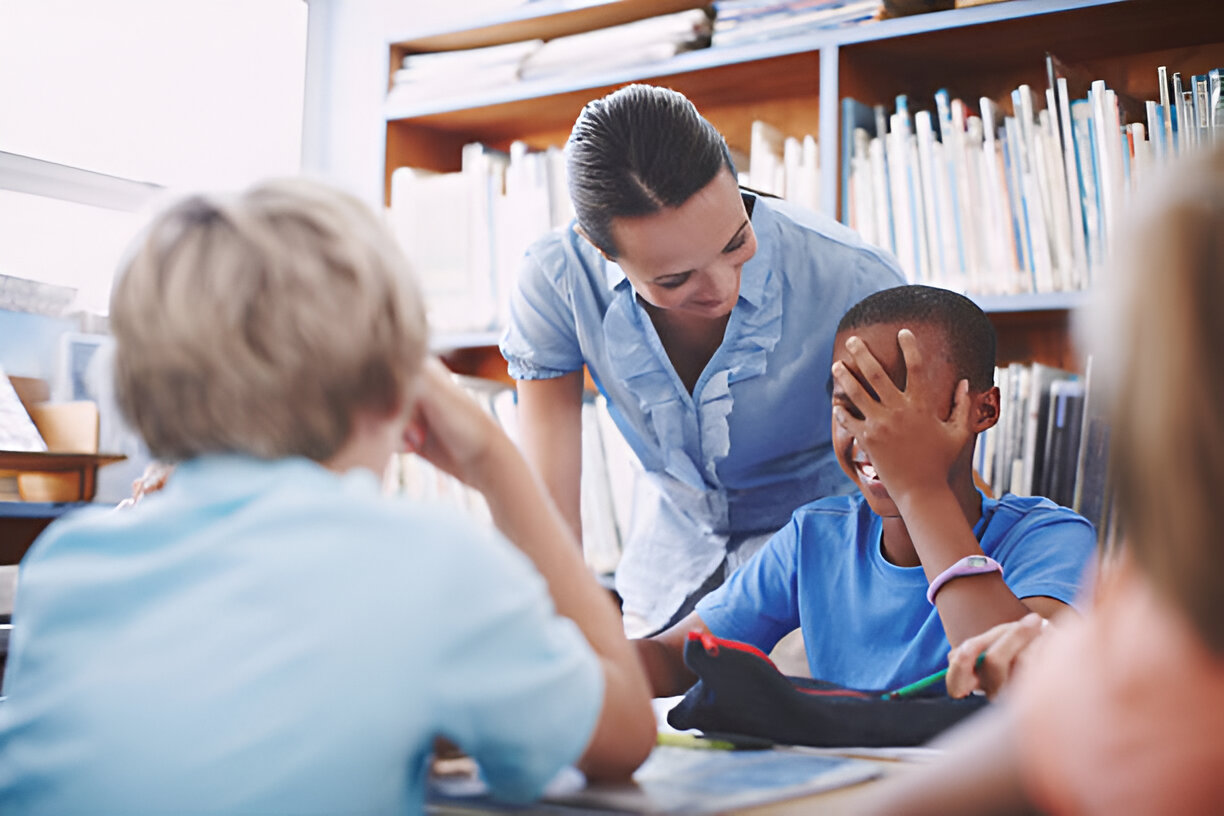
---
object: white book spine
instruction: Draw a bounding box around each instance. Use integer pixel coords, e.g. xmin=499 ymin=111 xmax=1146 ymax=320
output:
xmin=869 ymin=136 xmax=894 ymax=256
xmin=1014 ymin=86 xmax=1055 ymax=293
xmin=914 ymin=110 xmax=948 ymax=287
xmin=962 ymin=114 xmax=988 ymax=294
xmin=887 ymin=114 xmax=917 ymax=281
xmin=907 ymin=135 xmax=932 ymax=284
xmin=1038 ymin=107 xmax=1074 ymax=291
xmin=1090 ymin=81 xmax=1123 ymax=251
xmin=1057 ymin=77 xmax=1089 ymax=289
xmin=1003 ymin=116 xmax=1035 ymax=294
xmin=851 ymin=129 xmax=875 ymax=244
xmin=980 ymin=99 xmax=1017 ymax=295
xmin=949 ymin=99 xmax=977 ymax=292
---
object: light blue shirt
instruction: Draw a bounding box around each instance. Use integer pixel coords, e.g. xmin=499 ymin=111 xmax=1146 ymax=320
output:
xmin=696 ymin=490 xmax=1097 ymax=691
xmin=501 ymin=193 xmax=905 ymax=630
xmin=0 ymin=455 xmax=602 ymax=815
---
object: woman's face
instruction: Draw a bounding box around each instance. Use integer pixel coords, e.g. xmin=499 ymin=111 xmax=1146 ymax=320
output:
xmin=607 ymin=168 xmax=757 ymax=319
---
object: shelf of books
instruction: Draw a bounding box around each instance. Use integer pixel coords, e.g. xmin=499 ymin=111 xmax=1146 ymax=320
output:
xmin=383 ymin=0 xmax=1224 ymax=547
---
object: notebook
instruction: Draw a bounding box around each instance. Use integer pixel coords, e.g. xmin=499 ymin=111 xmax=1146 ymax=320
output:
xmin=428 ymin=745 xmax=882 ymax=814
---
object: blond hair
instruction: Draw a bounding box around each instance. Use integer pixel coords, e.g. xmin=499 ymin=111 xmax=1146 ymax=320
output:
xmin=1086 ymin=146 xmax=1224 ymax=653
xmin=110 ymin=178 xmax=428 ymax=463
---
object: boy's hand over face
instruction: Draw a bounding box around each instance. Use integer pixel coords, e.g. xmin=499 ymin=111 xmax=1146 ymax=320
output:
xmin=402 ymin=358 xmax=510 ymax=493
xmin=831 ymin=328 xmax=973 ymax=503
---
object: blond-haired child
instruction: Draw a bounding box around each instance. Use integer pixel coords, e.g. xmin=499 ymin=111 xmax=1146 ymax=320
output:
xmin=0 ymin=179 xmax=654 ymax=814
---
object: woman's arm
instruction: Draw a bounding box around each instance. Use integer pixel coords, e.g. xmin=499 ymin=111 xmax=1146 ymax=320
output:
xmin=634 ymin=612 xmax=710 ymax=697
xmin=516 ymin=372 xmax=586 ymax=543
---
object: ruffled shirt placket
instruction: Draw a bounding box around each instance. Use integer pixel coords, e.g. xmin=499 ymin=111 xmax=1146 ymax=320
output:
xmin=599 ymin=209 xmax=785 ymax=540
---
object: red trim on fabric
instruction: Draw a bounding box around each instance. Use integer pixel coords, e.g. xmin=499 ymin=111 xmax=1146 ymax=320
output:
xmin=685 ymin=631 xmax=874 ymax=698
xmin=688 ymin=630 xmax=779 ymax=670
xmin=794 ymin=687 xmax=874 ymax=699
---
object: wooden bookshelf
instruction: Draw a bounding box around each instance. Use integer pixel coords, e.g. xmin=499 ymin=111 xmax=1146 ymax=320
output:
xmin=386 ymin=0 xmax=1224 ymax=378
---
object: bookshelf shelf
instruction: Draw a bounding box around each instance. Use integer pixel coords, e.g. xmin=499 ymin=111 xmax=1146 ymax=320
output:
xmin=383 ymin=0 xmax=1224 ymax=380
xmin=388 ymin=0 xmax=708 ymax=57
xmin=974 ymin=291 xmax=1086 ymax=313
xmin=384 ymin=38 xmax=825 ymax=124
xmin=430 ymin=330 xmax=503 ymax=354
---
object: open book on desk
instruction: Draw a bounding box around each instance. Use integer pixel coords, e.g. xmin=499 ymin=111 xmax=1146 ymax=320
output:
xmin=427 ymin=745 xmax=881 ymax=815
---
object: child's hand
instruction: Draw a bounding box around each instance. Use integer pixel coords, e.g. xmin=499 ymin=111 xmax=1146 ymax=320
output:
xmin=116 ymin=462 xmax=175 ymax=509
xmin=831 ymin=328 xmax=973 ymax=501
xmin=946 ymin=612 xmax=1050 ymax=699
xmin=401 ymin=358 xmax=511 ymax=492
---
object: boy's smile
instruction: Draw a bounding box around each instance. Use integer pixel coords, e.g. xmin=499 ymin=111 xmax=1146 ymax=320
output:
xmin=829 ymin=321 xmax=960 ymax=519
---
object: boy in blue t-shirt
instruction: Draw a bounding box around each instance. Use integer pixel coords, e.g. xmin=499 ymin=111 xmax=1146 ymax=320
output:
xmin=636 ymin=284 xmax=1096 ymax=694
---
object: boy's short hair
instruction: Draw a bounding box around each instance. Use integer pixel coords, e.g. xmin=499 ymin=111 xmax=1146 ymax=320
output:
xmin=837 ymin=284 xmax=996 ymax=390
xmin=110 ymin=178 xmax=428 ymax=463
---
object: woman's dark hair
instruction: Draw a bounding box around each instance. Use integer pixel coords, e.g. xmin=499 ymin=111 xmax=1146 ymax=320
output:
xmin=566 ymin=84 xmax=736 ymax=257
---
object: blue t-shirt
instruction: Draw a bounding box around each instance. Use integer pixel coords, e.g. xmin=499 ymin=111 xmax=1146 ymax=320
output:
xmin=696 ymin=490 xmax=1097 ymax=691
xmin=501 ymin=193 xmax=905 ymax=630
xmin=0 ymin=455 xmax=602 ymax=815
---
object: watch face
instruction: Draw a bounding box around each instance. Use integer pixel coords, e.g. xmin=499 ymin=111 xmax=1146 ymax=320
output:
xmin=967 ymin=555 xmax=988 ymax=567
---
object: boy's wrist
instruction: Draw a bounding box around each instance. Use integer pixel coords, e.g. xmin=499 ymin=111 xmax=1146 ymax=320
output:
xmin=927 ymin=555 xmax=1005 ymax=603
xmin=891 ymin=481 xmax=957 ymax=517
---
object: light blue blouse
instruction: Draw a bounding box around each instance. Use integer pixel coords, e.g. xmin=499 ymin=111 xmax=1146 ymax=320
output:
xmin=501 ymin=193 xmax=905 ymax=631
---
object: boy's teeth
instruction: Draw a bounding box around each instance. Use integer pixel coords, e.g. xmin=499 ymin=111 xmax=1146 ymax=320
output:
xmin=860 ymin=463 xmax=877 ymax=480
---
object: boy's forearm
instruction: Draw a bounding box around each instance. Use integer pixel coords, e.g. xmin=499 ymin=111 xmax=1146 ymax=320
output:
xmin=634 ymin=637 xmax=698 ymax=698
xmin=897 ymin=486 xmax=1033 ymax=647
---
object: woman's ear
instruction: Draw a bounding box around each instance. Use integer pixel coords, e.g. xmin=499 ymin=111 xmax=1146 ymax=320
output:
xmin=572 ymin=223 xmax=615 ymax=262
xmin=972 ymin=385 xmax=1002 ymax=432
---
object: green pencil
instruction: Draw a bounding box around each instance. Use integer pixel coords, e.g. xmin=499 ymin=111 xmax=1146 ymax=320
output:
xmin=655 ymin=732 xmax=738 ymax=750
xmin=882 ymin=651 xmax=987 ymax=700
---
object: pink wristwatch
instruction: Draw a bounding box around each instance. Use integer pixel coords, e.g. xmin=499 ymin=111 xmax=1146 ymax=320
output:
xmin=926 ymin=554 xmax=1004 ymax=603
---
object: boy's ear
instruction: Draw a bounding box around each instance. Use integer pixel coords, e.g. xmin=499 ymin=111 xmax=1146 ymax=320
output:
xmin=971 ymin=385 xmax=1001 ymax=433
xmin=572 ymin=223 xmax=615 ymax=262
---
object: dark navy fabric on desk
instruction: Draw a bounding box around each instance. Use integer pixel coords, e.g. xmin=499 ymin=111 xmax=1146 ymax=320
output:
xmin=668 ymin=632 xmax=988 ymax=748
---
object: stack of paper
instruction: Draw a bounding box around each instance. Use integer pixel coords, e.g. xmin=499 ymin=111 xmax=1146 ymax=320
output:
xmin=519 ymin=9 xmax=712 ymax=81
xmin=386 ymin=39 xmax=542 ymax=106
xmin=712 ymin=0 xmax=881 ymax=47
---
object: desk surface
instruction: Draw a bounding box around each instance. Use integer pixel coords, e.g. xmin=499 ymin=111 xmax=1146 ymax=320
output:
xmin=0 ymin=501 xmax=90 ymax=565
xmin=734 ymin=751 xmax=911 ymax=815
xmin=428 ymin=745 xmax=925 ymax=815
xmin=0 ymin=451 xmax=125 ymax=472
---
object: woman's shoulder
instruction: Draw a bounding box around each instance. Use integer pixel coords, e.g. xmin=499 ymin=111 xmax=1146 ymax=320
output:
xmin=524 ymin=222 xmax=604 ymax=277
xmin=754 ymin=196 xmax=904 ymax=285
xmin=757 ymin=197 xmax=890 ymax=255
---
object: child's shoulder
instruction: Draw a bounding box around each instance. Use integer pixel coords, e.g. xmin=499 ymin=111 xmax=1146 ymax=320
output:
xmin=986 ymin=492 xmax=1093 ymax=529
xmin=788 ymin=492 xmax=873 ymax=534
xmin=791 ymin=491 xmax=865 ymax=516
xmin=981 ymin=492 xmax=1096 ymax=553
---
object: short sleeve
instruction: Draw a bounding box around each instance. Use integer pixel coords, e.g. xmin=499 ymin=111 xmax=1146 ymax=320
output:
xmin=432 ymin=529 xmax=603 ymax=803
xmin=695 ymin=518 xmax=801 ymax=653
xmin=500 ymin=239 xmax=585 ymax=381
xmin=993 ymin=508 xmax=1097 ymax=609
